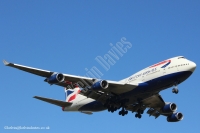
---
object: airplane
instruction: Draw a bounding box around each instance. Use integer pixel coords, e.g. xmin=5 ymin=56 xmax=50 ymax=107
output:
xmin=3 ymin=56 xmax=196 ymax=122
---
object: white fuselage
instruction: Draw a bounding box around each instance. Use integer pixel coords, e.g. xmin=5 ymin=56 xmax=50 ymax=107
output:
xmin=63 ymin=56 xmax=196 ymax=112
xmin=122 ymin=56 xmax=196 ymax=84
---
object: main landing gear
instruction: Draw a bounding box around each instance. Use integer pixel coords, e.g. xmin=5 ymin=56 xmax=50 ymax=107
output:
xmin=118 ymin=99 xmax=129 ymax=116
xmin=172 ymin=84 xmax=179 ymax=94
xmin=107 ymin=106 xmax=118 ymax=113
xmin=105 ymin=99 xmax=129 ymax=116
xmin=107 ymin=105 xmax=128 ymax=116
xmin=135 ymin=109 xmax=144 ymax=119
xmin=118 ymin=107 xmax=128 ymax=116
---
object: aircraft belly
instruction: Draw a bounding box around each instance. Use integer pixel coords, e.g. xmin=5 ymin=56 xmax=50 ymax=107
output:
xmin=64 ymin=98 xmax=106 ymax=112
xmin=78 ymin=101 xmax=106 ymax=112
xmin=122 ymin=71 xmax=193 ymax=106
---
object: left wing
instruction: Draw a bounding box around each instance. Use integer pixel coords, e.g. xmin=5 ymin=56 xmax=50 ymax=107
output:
xmin=3 ymin=60 xmax=53 ymax=77
xmin=3 ymin=60 xmax=138 ymax=96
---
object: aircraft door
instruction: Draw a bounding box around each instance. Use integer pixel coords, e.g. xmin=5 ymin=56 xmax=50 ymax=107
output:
xmin=163 ymin=67 xmax=167 ymax=75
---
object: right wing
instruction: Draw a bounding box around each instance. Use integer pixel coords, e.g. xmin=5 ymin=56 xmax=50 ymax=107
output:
xmin=126 ymin=94 xmax=180 ymax=119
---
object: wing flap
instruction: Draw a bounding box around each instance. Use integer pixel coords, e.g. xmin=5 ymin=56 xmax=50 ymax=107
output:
xmin=146 ymin=108 xmax=161 ymax=118
xmin=142 ymin=94 xmax=165 ymax=108
xmin=34 ymin=96 xmax=72 ymax=107
xmin=141 ymin=94 xmax=174 ymax=119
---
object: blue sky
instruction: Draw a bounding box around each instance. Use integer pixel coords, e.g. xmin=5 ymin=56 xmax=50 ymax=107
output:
xmin=0 ymin=0 xmax=200 ymax=132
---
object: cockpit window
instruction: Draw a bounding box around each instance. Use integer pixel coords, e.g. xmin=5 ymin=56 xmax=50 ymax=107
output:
xmin=178 ymin=57 xmax=185 ymax=59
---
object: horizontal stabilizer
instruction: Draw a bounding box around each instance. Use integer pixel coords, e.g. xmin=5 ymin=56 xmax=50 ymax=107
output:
xmin=34 ymin=96 xmax=72 ymax=107
xmin=3 ymin=60 xmax=11 ymax=66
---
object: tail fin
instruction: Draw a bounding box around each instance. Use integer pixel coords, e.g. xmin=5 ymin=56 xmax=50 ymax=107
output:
xmin=65 ymin=86 xmax=81 ymax=102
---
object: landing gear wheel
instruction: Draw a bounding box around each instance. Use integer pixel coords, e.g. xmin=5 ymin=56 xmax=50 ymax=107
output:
xmin=122 ymin=109 xmax=125 ymax=116
xmin=140 ymin=110 xmax=144 ymax=114
xmin=137 ymin=109 xmax=144 ymax=114
xmin=119 ymin=111 xmax=122 ymax=115
xmin=110 ymin=106 xmax=115 ymax=113
xmin=135 ymin=113 xmax=142 ymax=118
xmin=125 ymin=110 xmax=128 ymax=115
xmin=172 ymin=82 xmax=179 ymax=94
xmin=172 ymin=88 xmax=179 ymax=94
xmin=119 ymin=108 xmax=128 ymax=116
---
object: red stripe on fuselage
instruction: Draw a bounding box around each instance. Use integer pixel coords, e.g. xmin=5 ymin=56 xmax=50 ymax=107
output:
xmin=150 ymin=60 xmax=170 ymax=68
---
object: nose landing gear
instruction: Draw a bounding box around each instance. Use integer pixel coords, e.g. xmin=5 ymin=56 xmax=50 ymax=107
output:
xmin=172 ymin=87 xmax=179 ymax=94
xmin=172 ymin=83 xmax=179 ymax=94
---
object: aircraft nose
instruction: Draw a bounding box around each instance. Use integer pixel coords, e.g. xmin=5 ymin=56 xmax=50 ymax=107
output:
xmin=190 ymin=61 xmax=196 ymax=72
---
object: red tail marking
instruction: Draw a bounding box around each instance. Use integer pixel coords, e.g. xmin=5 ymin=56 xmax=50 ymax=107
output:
xmin=68 ymin=94 xmax=76 ymax=102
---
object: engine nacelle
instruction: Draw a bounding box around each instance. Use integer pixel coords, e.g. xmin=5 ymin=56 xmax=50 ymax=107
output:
xmin=47 ymin=73 xmax=64 ymax=84
xmin=162 ymin=103 xmax=177 ymax=113
xmin=91 ymin=80 xmax=109 ymax=90
xmin=167 ymin=112 xmax=184 ymax=122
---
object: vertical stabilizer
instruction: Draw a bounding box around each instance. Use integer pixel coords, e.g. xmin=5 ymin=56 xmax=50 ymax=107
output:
xmin=65 ymin=86 xmax=81 ymax=102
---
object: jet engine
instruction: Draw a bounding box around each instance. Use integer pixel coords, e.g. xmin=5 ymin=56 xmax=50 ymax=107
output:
xmin=91 ymin=80 xmax=109 ymax=90
xmin=162 ymin=103 xmax=177 ymax=113
xmin=46 ymin=73 xmax=64 ymax=84
xmin=167 ymin=112 xmax=183 ymax=122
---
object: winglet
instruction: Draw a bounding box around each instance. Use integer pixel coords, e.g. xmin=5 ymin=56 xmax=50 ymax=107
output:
xmin=3 ymin=60 xmax=9 ymax=66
